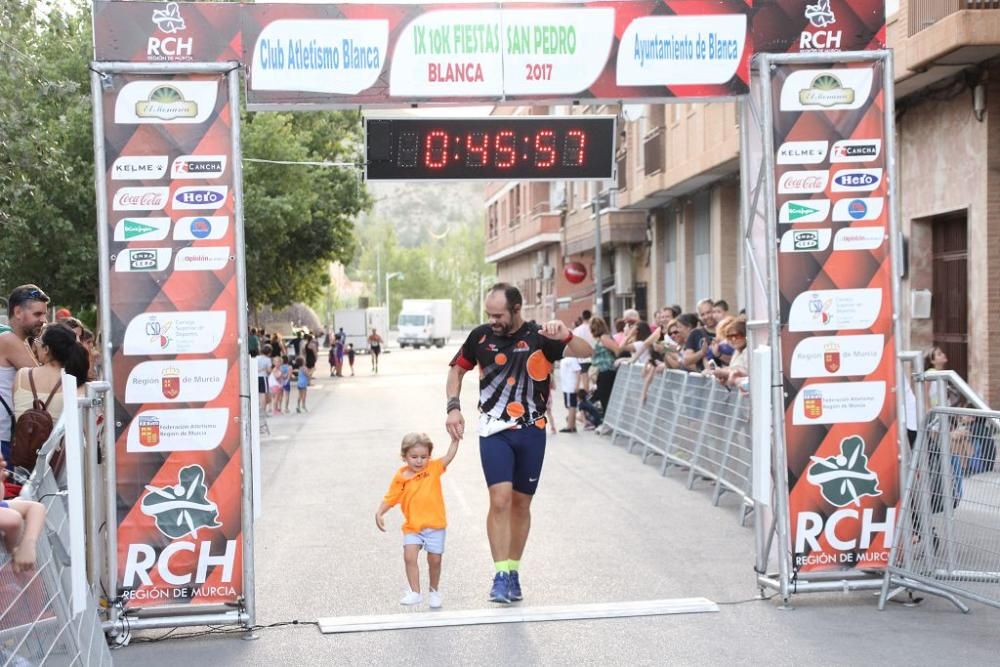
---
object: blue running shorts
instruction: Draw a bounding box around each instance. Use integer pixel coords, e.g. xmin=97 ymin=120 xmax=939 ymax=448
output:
xmin=480 ymin=426 xmax=547 ymax=495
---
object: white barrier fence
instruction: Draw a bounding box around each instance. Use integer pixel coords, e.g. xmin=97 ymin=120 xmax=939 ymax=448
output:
xmin=602 ymin=365 xmax=754 ymax=521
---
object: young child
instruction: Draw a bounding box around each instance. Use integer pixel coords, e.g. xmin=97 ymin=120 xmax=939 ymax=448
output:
xmin=376 ymin=433 xmax=459 ymax=609
xmin=279 ymin=355 xmax=292 ymax=413
xmin=0 ymin=497 xmax=45 ymax=573
xmin=294 ymin=356 xmax=309 ymax=413
xmin=268 ymin=361 xmax=284 ymax=415
xmin=346 ymin=343 xmax=356 ymax=376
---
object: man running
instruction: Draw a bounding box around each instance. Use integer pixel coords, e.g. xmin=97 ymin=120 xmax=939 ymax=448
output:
xmin=445 ymin=283 xmax=592 ymax=603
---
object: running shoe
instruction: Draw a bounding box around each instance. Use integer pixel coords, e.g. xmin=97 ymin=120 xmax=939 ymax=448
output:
xmin=399 ymin=590 xmax=422 ymax=606
xmin=489 ymin=572 xmax=511 ymax=603
xmin=428 ymin=589 xmax=442 ymax=609
xmin=508 ymin=570 xmax=523 ymax=601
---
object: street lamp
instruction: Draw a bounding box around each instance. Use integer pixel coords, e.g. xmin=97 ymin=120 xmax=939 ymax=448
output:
xmin=385 ymin=272 xmax=404 ymax=331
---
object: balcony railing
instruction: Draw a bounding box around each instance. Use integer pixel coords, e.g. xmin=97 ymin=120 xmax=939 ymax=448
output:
xmin=485 ymin=202 xmax=561 ymax=258
xmin=643 ymin=127 xmax=664 ymax=176
xmin=909 ymin=0 xmax=1000 ymax=37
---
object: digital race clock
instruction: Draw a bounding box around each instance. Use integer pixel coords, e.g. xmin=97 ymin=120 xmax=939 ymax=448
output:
xmin=364 ymin=116 xmax=616 ymax=181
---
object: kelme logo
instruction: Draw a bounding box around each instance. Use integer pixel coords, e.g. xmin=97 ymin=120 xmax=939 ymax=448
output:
xmin=806 ymin=435 xmax=882 ymax=507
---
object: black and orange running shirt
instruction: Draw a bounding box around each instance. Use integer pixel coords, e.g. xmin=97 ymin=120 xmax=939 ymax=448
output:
xmin=451 ymin=322 xmax=567 ymax=426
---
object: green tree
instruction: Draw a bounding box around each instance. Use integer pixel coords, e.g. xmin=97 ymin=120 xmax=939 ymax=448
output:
xmin=0 ymin=0 xmax=97 ymax=310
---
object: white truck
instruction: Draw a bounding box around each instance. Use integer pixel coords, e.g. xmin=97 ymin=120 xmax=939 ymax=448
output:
xmin=398 ymin=299 xmax=451 ymax=348
xmin=333 ymin=307 xmax=388 ymax=352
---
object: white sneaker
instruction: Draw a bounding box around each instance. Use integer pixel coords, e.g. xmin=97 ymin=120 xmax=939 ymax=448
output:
xmin=428 ymin=590 xmax=442 ymax=609
xmin=399 ymin=590 xmax=423 ymax=606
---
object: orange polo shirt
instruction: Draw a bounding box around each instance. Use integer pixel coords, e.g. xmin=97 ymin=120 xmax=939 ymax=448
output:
xmin=382 ymin=458 xmax=447 ymax=533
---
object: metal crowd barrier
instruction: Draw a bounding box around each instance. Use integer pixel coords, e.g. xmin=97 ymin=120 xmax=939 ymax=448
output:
xmin=603 ymin=364 xmax=754 ymax=519
xmin=880 ymin=403 xmax=1000 ymax=613
xmin=1 ymin=376 xmax=113 ymax=666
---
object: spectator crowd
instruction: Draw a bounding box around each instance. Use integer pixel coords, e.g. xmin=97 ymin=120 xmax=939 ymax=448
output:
xmin=554 ymin=299 xmax=749 ymax=434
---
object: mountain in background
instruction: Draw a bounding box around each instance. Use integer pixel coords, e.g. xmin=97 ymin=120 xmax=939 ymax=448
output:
xmin=367 ymin=181 xmax=486 ymax=245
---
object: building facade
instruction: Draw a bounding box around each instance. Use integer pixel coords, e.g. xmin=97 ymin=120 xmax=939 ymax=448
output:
xmin=484 ymin=3 xmax=1000 ymax=403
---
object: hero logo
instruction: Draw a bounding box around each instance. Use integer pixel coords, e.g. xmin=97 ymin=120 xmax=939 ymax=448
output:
xmin=831 ymin=168 xmax=882 ymax=192
xmin=830 ymin=139 xmax=881 ymax=164
xmin=148 ymin=2 xmax=192 ymax=61
xmin=778 ymin=170 xmax=829 ymax=194
xmin=173 ymin=186 xmax=228 ymax=210
xmin=800 ymin=0 xmax=842 ymax=51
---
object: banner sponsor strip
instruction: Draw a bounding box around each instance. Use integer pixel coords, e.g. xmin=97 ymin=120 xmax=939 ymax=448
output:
xmin=769 ymin=59 xmax=898 ymax=574
xmin=100 ymin=72 xmax=244 ymax=610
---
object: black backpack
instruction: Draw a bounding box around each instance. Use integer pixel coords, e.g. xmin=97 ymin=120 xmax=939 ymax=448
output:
xmin=10 ymin=369 xmax=61 ymax=470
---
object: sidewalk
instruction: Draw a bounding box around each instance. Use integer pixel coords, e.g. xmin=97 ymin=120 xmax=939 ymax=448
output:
xmin=113 ymin=346 xmax=1000 ymax=665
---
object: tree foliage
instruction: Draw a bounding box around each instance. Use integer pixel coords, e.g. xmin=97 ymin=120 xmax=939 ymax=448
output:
xmin=0 ymin=0 xmax=97 ymax=310
xmin=0 ymin=0 xmax=368 ymax=316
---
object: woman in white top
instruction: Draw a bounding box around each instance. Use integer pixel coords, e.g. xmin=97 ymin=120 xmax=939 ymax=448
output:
xmin=13 ymin=323 xmax=90 ymax=426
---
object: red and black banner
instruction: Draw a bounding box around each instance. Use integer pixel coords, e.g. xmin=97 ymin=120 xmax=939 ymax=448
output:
xmin=769 ymin=60 xmax=898 ymax=573
xmin=99 ymin=73 xmax=244 ymax=608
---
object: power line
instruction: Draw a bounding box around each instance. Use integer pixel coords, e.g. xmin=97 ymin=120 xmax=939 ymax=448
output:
xmin=242 ymin=158 xmax=359 ymax=168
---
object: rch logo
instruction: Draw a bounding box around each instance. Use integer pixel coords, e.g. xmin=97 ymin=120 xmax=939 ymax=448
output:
xmin=140 ymin=464 xmax=222 ymax=539
xmin=806 ymin=435 xmax=882 ymax=507
xmin=149 ymin=2 xmax=192 ymax=59
xmin=801 ymin=0 xmax=842 ymax=51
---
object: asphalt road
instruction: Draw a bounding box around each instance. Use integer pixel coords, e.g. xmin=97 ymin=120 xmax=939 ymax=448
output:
xmin=114 ymin=341 xmax=1000 ymax=665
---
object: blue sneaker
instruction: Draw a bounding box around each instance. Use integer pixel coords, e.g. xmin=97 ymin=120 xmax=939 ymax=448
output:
xmin=508 ymin=570 xmax=523 ymax=601
xmin=489 ymin=571 xmax=511 ymax=603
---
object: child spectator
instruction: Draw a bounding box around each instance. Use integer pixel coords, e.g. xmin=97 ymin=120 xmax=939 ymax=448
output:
xmin=346 ymin=343 xmax=356 ymax=376
xmin=575 ymin=389 xmax=603 ymax=430
xmin=0 ymin=494 xmax=45 ymax=573
xmin=268 ymin=362 xmax=283 ymax=416
xmin=280 ymin=355 xmax=292 ymax=413
xmin=294 ymin=356 xmax=309 ymax=413
xmin=375 ymin=433 xmax=459 ymax=609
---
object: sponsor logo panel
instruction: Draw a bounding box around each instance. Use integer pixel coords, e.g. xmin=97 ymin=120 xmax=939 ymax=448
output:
xmin=832 ymin=197 xmax=884 ymax=222
xmin=174 ymin=247 xmax=231 ymax=271
xmin=830 ymin=139 xmax=881 ymax=163
xmin=791 ymin=380 xmax=886 ymax=425
xmin=779 ymin=199 xmax=830 ymax=224
xmin=779 ymin=68 xmax=874 ymax=111
xmin=148 ymin=2 xmax=194 ymax=62
xmin=833 ymin=227 xmax=885 ymax=251
xmin=124 ymin=359 xmax=228 ymax=404
xmin=173 ymin=216 xmax=230 ymax=241
xmin=172 ymin=186 xmax=229 ymax=210
xmin=127 ymin=408 xmax=229 ymax=453
xmin=778 ymin=170 xmax=829 ymax=194
xmin=799 ymin=0 xmax=843 ymax=52
xmin=113 ymin=187 xmax=169 ymax=211
xmin=114 ymin=248 xmax=173 ymax=273
xmin=112 ymin=156 xmax=168 ymax=180
xmin=171 ymin=155 xmax=227 ymax=179
xmin=114 ymin=217 xmax=171 ymax=242
xmin=789 ymin=334 xmax=884 ymax=378
xmin=831 ymin=168 xmax=882 ymax=192
xmin=123 ymin=310 xmax=227 ymax=355
xmin=777 ymin=140 xmax=828 ymax=165
xmin=779 ymin=229 xmax=832 ymax=253
xmin=788 ymin=288 xmax=883 ymax=332
xmin=114 ymin=80 xmax=217 ymax=124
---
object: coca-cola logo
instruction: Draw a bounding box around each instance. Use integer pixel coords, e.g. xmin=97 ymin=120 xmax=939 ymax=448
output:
xmin=113 ymin=187 xmax=170 ymax=211
xmin=778 ymin=170 xmax=829 ymax=194
xmin=118 ymin=192 xmax=164 ymax=206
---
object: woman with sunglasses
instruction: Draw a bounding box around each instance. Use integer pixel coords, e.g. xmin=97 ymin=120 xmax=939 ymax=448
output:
xmin=637 ymin=311 xmax=684 ymax=404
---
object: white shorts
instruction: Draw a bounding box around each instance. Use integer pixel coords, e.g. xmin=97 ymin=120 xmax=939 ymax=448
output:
xmin=403 ymin=528 xmax=446 ymax=554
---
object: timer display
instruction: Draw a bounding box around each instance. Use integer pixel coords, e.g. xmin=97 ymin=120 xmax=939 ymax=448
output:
xmin=365 ymin=116 xmax=616 ymax=181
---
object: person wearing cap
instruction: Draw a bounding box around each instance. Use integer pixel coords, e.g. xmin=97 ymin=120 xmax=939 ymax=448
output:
xmin=0 ymin=285 xmax=49 ymax=465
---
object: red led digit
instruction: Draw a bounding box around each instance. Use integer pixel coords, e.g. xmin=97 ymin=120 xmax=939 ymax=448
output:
xmin=534 ymin=130 xmax=556 ymax=168
xmin=495 ymin=130 xmax=516 ymax=168
xmin=424 ymin=130 xmax=449 ymax=169
xmin=562 ymin=129 xmax=587 ymax=166
xmin=466 ymin=131 xmax=489 ymax=167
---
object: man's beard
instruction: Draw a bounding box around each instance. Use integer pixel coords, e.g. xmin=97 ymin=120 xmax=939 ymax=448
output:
xmin=491 ymin=323 xmax=510 ymax=336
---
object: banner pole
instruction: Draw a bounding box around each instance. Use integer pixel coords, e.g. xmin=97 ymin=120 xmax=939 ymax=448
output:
xmin=90 ymin=65 xmax=120 ymax=633
xmin=228 ymin=64 xmax=256 ymax=630
xmin=757 ymin=55 xmax=794 ymax=605
xmin=882 ymin=50 xmax=908 ymax=476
